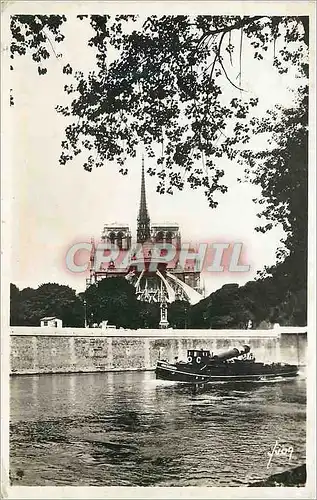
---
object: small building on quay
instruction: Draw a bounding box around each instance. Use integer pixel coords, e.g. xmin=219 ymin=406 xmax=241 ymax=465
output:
xmin=40 ymin=317 xmax=63 ymax=328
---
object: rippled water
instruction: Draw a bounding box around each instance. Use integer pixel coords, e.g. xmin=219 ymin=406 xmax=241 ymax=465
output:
xmin=10 ymin=370 xmax=306 ymax=486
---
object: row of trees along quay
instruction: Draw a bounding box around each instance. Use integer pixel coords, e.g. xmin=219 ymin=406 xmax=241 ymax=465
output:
xmin=10 ymin=278 xmax=306 ymax=329
xmin=10 ymin=15 xmax=308 ymax=327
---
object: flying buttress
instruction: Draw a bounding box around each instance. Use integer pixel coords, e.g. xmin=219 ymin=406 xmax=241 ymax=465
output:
xmin=166 ymin=271 xmax=203 ymax=305
xmin=156 ymin=269 xmax=176 ymax=303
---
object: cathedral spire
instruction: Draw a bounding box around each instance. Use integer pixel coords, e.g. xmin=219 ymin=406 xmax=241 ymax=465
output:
xmin=137 ymin=156 xmax=151 ymax=243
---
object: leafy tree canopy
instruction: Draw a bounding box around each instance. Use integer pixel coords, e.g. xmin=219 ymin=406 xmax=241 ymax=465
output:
xmin=10 ymin=14 xmax=308 ymax=208
xmin=138 ymin=302 xmax=161 ymax=329
xmin=83 ymin=277 xmax=141 ymax=328
xmin=9 ymin=15 xmax=309 ymax=326
xmin=168 ymin=300 xmax=190 ymax=329
xmin=10 ymin=282 xmax=84 ymax=327
xmin=241 ymin=84 xmax=308 ymax=261
xmin=189 ymin=278 xmax=307 ymax=329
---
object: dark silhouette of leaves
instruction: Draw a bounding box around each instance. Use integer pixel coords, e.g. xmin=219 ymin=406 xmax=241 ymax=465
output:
xmin=10 ymin=283 xmax=84 ymax=327
xmin=10 ymin=14 xmax=308 ymax=208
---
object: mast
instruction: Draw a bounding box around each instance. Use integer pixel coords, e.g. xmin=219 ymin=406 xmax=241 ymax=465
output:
xmin=137 ymin=156 xmax=151 ymax=243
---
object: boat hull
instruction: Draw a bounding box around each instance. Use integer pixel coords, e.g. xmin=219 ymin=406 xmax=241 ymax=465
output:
xmin=155 ymin=361 xmax=299 ymax=383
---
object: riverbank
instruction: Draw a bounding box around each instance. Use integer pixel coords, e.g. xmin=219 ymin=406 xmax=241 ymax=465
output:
xmin=10 ymin=327 xmax=307 ymax=375
xmin=249 ymin=464 xmax=306 ymax=487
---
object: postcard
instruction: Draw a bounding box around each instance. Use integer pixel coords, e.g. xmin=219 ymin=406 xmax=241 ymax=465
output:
xmin=1 ymin=1 xmax=316 ymax=499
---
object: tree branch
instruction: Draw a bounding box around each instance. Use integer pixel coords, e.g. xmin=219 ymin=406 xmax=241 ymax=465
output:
xmin=199 ymin=16 xmax=264 ymax=41
xmin=219 ymin=57 xmax=245 ymax=92
xmin=239 ymin=27 xmax=243 ymax=89
xmin=209 ymin=31 xmax=226 ymax=83
xmin=43 ymin=29 xmax=59 ymax=59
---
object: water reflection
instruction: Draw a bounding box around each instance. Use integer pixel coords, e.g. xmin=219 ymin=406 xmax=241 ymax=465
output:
xmin=10 ymin=371 xmax=306 ymax=487
xmin=67 ymin=374 xmax=76 ymax=408
xmin=31 ymin=375 xmax=39 ymax=403
xmin=107 ymin=371 xmax=114 ymax=396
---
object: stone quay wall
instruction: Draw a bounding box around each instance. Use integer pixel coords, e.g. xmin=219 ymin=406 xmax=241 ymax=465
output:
xmin=9 ymin=327 xmax=307 ymax=375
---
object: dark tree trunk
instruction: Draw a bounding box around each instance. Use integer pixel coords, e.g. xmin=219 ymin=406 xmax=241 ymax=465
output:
xmin=299 ymin=16 xmax=309 ymax=47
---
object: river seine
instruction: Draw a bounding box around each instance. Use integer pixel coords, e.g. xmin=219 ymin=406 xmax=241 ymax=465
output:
xmin=10 ymin=370 xmax=306 ymax=486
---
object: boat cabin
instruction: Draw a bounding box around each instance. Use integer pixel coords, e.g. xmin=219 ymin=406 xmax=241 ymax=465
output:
xmin=187 ymin=349 xmax=211 ymax=364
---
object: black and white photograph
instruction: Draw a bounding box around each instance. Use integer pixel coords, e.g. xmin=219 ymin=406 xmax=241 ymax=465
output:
xmin=1 ymin=1 xmax=316 ymax=498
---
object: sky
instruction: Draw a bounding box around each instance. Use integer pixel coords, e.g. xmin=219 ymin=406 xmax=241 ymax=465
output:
xmin=9 ymin=14 xmax=305 ymax=296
